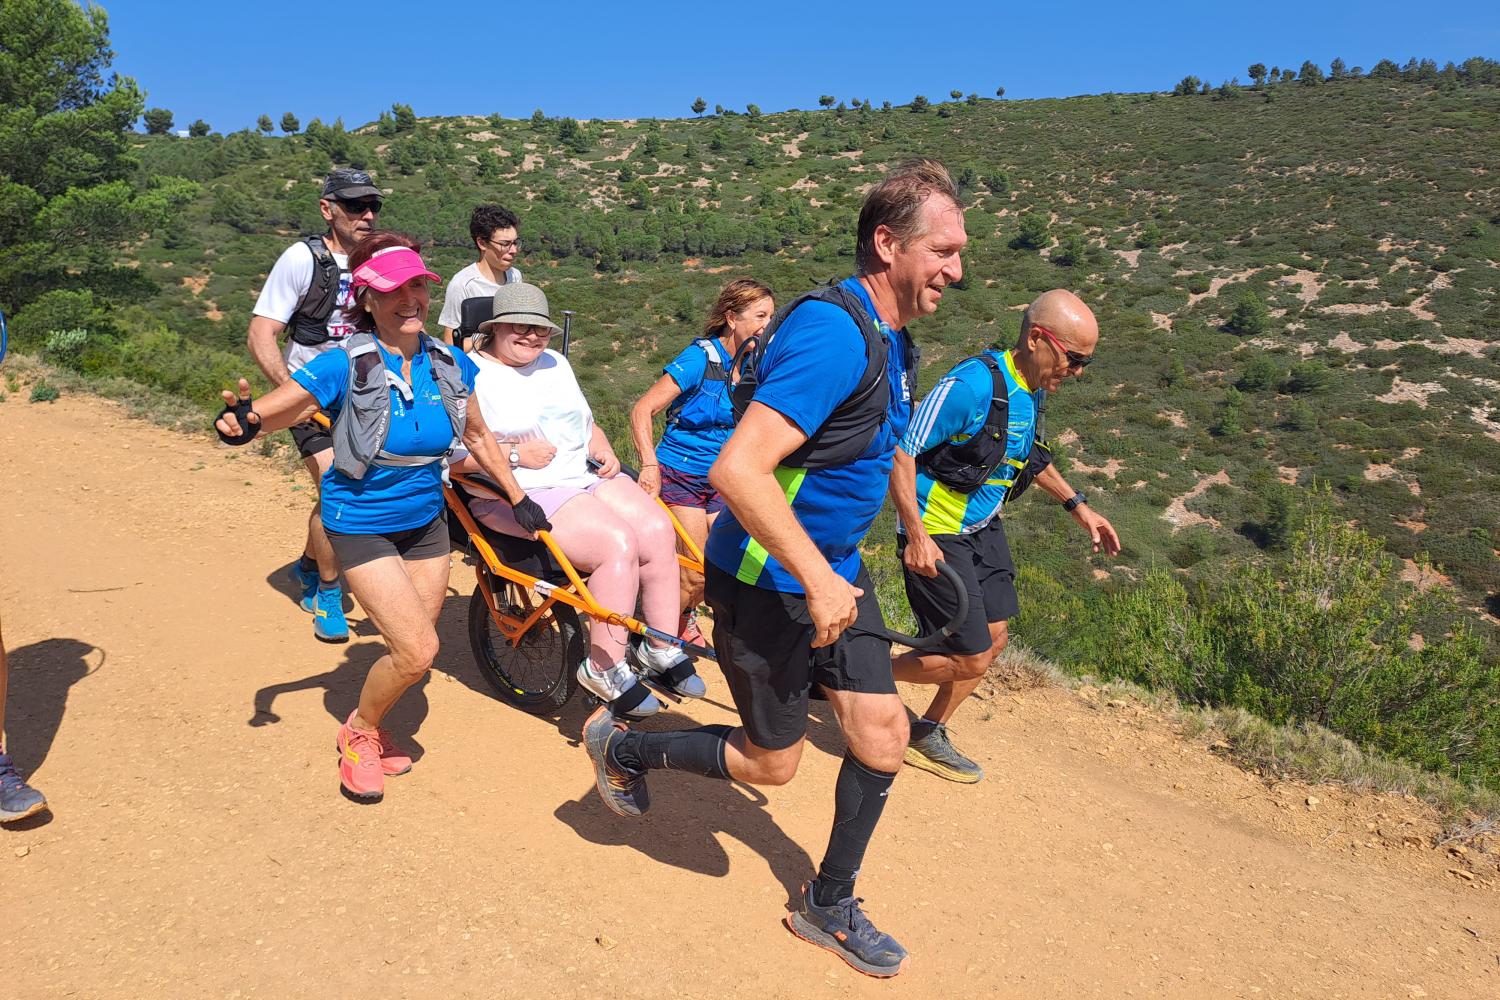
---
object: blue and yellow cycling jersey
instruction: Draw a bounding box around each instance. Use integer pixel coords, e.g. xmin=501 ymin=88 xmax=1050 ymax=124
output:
xmin=900 ymin=349 xmax=1038 ymax=536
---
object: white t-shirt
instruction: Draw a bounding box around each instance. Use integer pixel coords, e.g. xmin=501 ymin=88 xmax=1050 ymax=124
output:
xmin=253 ymin=240 xmax=357 ymax=372
xmin=437 ymin=261 xmax=524 ymax=331
xmin=464 ymin=349 xmax=597 ymax=491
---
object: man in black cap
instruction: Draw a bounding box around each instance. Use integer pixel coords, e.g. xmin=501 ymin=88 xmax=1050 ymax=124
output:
xmin=245 ymin=168 xmax=386 ymax=642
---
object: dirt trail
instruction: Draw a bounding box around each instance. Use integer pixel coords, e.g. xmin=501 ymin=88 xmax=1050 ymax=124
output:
xmin=1 ymin=391 xmax=1496 ymax=999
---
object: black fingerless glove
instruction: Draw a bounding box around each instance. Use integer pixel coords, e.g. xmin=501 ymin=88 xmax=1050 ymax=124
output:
xmin=215 ymin=396 xmax=260 ymax=446
xmin=511 ymin=494 xmax=552 ymax=533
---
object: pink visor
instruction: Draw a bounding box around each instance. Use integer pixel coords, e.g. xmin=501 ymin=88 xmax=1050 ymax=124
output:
xmin=351 ymin=246 xmax=441 ymax=292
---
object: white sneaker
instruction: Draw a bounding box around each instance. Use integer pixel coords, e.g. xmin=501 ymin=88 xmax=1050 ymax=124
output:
xmin=628 ymin=640 xmax=707 ymax=700
xmin=576 ymin=659 xmax=661 ymax=718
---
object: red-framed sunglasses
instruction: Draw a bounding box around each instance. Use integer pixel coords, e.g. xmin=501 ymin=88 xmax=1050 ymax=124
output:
xmin=1032 ymin=324 xmax=1094 ymax=370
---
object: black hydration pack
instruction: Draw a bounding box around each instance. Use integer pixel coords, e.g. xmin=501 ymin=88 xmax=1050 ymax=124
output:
xmin=918 ymin=353 xmax=1053 ymax=501
xmin=288 ymin=234 xmax=346 ymax=347
xmin=729 ymin=282 xmax=914 ymax=470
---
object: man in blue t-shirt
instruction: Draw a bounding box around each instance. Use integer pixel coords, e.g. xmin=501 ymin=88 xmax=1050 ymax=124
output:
xmin=892 ymin=289 xmax=1121 ymax=783
xmin=584 ymin=160 xmax=965 ymax=978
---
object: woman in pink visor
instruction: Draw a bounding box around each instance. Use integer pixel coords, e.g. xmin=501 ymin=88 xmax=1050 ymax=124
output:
xmin=214 ymin=231 xmax=549 ymax=803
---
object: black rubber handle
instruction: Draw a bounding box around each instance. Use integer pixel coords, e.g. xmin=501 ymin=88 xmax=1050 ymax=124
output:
xmin=853 ymin=560 xmax=968 ymax=651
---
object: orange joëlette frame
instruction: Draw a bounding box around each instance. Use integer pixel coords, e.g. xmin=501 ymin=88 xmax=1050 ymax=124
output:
xmin=446 ymin=473 xmax=706 ymax=652
xmin=308 ymin=412 xmax=706 ymax=651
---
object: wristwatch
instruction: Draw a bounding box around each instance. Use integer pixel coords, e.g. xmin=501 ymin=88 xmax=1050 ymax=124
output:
xmin=1063 ymin=491 xmax=1088 ymax=513
xmin=508 ymin=445 xmax=521 ymax=470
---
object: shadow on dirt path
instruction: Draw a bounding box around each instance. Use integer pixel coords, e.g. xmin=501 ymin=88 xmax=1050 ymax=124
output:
xmin=4 ymin=637 xmax=101 ymax=775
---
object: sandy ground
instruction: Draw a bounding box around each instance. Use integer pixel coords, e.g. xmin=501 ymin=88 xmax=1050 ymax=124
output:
xmin=1 ymin=390 xmax=1497 ymax=999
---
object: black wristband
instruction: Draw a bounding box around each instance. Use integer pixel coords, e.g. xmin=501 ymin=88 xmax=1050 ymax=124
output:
xmin=215 ymin=398 xmax=260 ymax=446
xmin=1063 ymin=491 xmax=1087 ymax=513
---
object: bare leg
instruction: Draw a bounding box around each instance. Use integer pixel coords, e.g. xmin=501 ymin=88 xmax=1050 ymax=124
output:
xmin=344 ymin=552 xmax=451 ymax=730
xmin=671 ymin=504 xmax=709 ymax=614
xmin=302 ymin=449 xmax=339 ymax=584
xmin=891 ymin=620 xmax=1008 ymax=724
xmin=0 ymin=616 xmax=8 ymax=747
xmin=593 ymin=478 xmax=680 ymax=645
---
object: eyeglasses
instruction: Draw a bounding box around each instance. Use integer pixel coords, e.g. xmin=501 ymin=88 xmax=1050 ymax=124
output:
xmin=1032 ymin=324 xmax=1094 ymax=370
xmin=486 ymin=237 xmax=521 ymax=252
xmin=337 ymin=198 xmax=383 ymax=215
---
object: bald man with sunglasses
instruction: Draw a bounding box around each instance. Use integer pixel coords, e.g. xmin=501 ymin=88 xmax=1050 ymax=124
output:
xmin=890 ymin=289 xmax=1121 ymax=782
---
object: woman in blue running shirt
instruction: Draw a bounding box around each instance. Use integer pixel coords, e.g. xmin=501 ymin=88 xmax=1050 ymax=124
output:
xmin=628 ymin=279 xmax=774 ymax=645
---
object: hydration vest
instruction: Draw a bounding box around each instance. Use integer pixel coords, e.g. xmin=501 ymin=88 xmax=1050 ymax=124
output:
xmin=330 ymin=332 xmax=470 ymax=480
xmin=918 ymin=351 xmax=1053 ymax=501
xmin=664 ymin=339 xmax=734 ymax=433
xmin=288 ymin=234 xmax=346 ymax=347
xmin=730 ymin=283 xmax=917 ymax=470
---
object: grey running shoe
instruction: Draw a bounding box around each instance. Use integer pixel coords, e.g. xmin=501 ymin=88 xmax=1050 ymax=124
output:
xmin=785 ymin=881 xmax=909 ymax=978
xmin=0 ymin=753 xmax=47 ymax=823
xmin=582 ymin=705 xmax=650 ymax=817
xmin=904 ymin=721 xmax=984 ymax=784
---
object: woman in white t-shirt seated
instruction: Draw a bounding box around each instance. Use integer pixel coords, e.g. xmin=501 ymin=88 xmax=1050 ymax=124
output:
xmin=437 ymin=204 xmax=524 ymax=349
xmin=450 ymin=283 xmax=706 ymax=719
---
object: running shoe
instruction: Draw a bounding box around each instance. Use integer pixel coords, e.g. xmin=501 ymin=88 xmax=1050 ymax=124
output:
xmin=581 ymin=705 xmax=649 ymax=817
xmin=336 ymin=712 xmax=384 ymax=801
xmin=785 ymin=881 xmax=909 ymax=978
xmin=904 ymin=720 xmax=984 ymax=784
xmin=335 ymin=725 xmax=412 ymax=776
xmin=291 ymin=562 xmax=319 ymax=612
xmin=576 ymin=659 xmax=661 ymax=718
xmin=678 ymin=608 xmax=705 ymax=647
xmin=312 ymin=584 xmax=350 ymax=643
xmin=628 ymin=640 xmax=707 ymax=700
xmin=0 ymin=753 xmax=47 ymax=823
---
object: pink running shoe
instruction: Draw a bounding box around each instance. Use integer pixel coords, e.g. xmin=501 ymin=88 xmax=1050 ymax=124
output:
xmin=374 ymin=727 xmax=413 ymax=776
xmin=334 ymin=716 xmax=413 ymax=776
xmin=337 ymin=712 xmax=385 ymax=801
xmin=678 ymin=609 xmax=706 ymax=648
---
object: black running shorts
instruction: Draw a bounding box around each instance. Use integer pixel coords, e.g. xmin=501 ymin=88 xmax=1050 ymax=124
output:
xmin=898 ymin=518 xmax=1018 ymax=657
xmin=704 ymin=561 xmax=895 ymax=752
xmin=289 ymin=419 xmax=333 ymax=459
xmin=325 ymin=513 xmax=451 ymax=570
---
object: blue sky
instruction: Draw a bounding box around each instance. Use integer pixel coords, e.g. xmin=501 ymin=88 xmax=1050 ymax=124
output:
xmin=102 ymin=0 xmax=1500 ymax=130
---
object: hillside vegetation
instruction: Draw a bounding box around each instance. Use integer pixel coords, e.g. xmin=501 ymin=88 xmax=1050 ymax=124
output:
xmin=3 ymin=10 xmax=1497 ymax=792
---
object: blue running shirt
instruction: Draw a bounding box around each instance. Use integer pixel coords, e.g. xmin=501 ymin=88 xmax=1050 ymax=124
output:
xmin=705 ymin=278 xmax=914 ymax=593
xmin=655 ymin=338 xmax=735 ymax=476
xmin=292 ymin=340 xmax=480 ymax=534
xmin=900 ymin=349 xmax=1038 ymax=536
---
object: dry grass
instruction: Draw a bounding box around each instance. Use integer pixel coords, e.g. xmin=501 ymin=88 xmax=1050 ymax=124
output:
xmin=1002 ymin=642 xmax=1500 ymax=838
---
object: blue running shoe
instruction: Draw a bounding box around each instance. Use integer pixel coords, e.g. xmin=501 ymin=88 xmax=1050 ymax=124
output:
xmin=290 ymin=562 xmax=319 ymax=613
xmin=312 ymin=585 xmax=349 ymax=643
xmin=582 ymin=705 xmax=649 ymax=817
xmin=785 ymin=881 xmax=909 ymax=978
xmin=0 ymin=753 xmax=47 ymax=824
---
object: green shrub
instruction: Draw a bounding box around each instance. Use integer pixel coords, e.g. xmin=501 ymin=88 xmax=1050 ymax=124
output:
xmin=1236 ymin=353 xmax=1283 ymax=391
xmin=1225 ymin=289 xmax=1269 ymax=335
xmin=1284 ymin=362 xmax=1332 ymax=393
xmin=29 ymin=380 xmax=60 ymax=403
xmin=1011 ymin=211 xmax=1050 ymax=250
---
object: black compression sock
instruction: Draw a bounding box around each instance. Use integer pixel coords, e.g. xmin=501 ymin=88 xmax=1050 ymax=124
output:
xmin=611 ymin=725 xmax=733 ymax=779
xmin=812 ymin=752 xmax=897 ymax=907
xmin=298 ymin=555 xmax=318 ymax=575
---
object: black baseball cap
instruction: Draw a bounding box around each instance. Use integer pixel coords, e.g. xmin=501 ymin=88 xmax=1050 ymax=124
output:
xmin=321 ymin=168 xmax=382 ymax=201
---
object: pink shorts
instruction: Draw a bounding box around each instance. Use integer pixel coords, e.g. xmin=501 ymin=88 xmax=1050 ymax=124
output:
xmin=472 ymin=479 xmax=605 ymax=537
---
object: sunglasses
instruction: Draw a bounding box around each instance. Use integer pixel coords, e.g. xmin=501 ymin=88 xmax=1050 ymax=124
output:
xmin=1032 ymin=324 xmax=1094 ymax=370
xmin=337 ymin=198 xmax=383 ymax=215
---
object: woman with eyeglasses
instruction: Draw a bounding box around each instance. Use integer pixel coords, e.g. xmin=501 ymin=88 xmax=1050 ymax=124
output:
xmin=438 ymin=204 xmax=524 ymax=349
xmin=628 ymin=278 xmax=775 ymax=648
xmin=450 ymin=283 xmax=708 ymax=720
xmin=217 ymin=231 xmax=547 ymax=803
